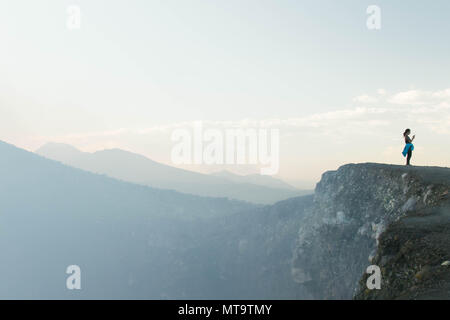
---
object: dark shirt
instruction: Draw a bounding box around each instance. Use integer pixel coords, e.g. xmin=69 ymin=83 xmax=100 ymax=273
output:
xmin=405 ymin=135 xmax=412 ymax=144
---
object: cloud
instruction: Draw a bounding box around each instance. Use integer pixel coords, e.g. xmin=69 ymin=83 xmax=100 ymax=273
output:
xmin=377 ymin=89 xmax=387 ymax=96
xmin=388 ymin=90 xmax=428 ymax=105
xmin=31 ymin=87 xmax=450 ymax=154
xmin=353 ymin=94 xmax=378 ymax=104
xmin=387 ymin=88 xmax=450 ymax=105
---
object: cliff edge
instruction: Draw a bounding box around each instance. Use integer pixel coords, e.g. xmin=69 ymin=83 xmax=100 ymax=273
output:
xmin=291 ymin=163 xmax=450 ymax=299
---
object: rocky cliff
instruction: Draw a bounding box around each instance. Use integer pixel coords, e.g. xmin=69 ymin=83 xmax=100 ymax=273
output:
xmin=292 ymin=163 xmax=450 ymax=299
xmin=162 ymin=162 xmax=450 ymax=300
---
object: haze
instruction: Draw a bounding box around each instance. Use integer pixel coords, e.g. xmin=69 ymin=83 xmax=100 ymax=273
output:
xmin=1 ymin=0 xmax=450 ymax=186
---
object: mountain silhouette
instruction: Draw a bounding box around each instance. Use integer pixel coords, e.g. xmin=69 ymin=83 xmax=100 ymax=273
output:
xmin=211 ymin=170 xmax=297 ymax=190
xmin=36 ymin=143 xmax=306 ymax=204
xmin=0 ymin=140 xmax=255 ymax=298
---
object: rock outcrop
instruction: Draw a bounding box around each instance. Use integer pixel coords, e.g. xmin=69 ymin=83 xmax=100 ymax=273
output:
xmin=178 ymin=162 xmax=450 ymax=299
xmin=291 ymin=163 xmax=450 ymax=299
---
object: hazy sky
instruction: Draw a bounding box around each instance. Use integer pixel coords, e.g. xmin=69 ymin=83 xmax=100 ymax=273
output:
xmin=1 ymin=0 xmax=449 ymax=186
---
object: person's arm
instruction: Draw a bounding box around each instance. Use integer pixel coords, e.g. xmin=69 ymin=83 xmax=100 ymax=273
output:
xmin=412 ymin=135 xmax=415 ymax=141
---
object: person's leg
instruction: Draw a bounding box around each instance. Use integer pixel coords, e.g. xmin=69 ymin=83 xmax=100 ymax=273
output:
xmin=407 ymin=148 xmax=412 ymax=165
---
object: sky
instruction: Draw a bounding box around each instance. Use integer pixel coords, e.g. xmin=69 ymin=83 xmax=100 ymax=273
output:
xmin=1 ymin=0 xmax=449 ymax=187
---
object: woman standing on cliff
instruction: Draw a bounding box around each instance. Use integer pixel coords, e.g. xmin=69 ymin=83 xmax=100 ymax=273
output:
xmin=402 ymin=129 xmax=415 ymax=165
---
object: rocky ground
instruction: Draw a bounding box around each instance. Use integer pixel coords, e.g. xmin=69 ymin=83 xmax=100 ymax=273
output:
xmin=354 ymin=164 xmax=450 ymax=299
xmin=291 ymin=163 xmax=450 ymax=300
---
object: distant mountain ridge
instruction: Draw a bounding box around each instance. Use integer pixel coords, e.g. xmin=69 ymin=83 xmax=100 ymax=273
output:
xmin=36 ymin=143 xmax=308 ymax=204
xmin=211 ymin=170 xmax=297 ymax=190
xmin=0 ymin=140 xmax=256 ymax=299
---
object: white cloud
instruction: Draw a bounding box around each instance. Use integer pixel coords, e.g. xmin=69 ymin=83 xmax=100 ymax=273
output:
xmin=432 ymin=88 xmax=450 ymax=100
xmin=26 ymin=87 xmax=450 ymax=167
xmin=353 ymin=94 xmax=378 ymax=104
xmin=34 ymin=88 xmax=450 ymax=146
xmin=388 ymin=90 xmax=427 ymax=105
xmin=377 ymin=89 xmax=387 ymax=96
xmin=387 ymin=88 xmax=450 ymax=105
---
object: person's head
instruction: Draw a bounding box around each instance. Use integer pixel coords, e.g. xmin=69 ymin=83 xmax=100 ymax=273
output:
xmin=403 ymin=128 xmax=411 ymax=137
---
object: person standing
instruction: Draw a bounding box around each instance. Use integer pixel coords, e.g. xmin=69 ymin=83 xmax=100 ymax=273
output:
xmin=402 ymin=129 xmax=415 ymax=165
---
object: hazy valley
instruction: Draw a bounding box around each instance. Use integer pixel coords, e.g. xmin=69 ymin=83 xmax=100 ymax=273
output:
xmin=1 ymin=141 xmax=449 ymax=299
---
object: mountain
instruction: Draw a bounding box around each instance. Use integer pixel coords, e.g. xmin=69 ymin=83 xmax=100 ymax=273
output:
xmin=0 ymin=140 xmax=312 ymax=299
xmin=210 ymin=170 xmax=299 ymax=191
xmin=3 ymin=140 xmax=450 ymax=299
xmin=0 ymin=140 xmax=256 ymax=299
xmin=36 ymin=143 xmax=302 ymax=204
